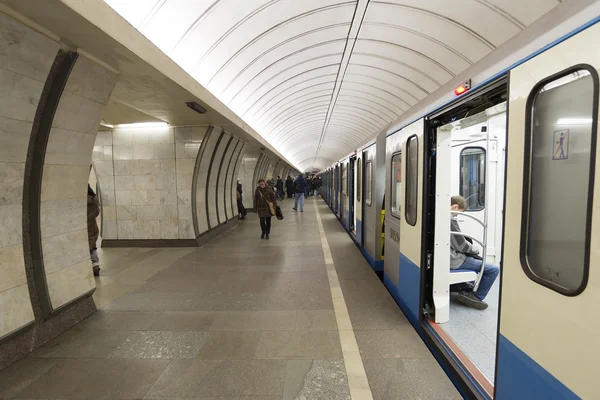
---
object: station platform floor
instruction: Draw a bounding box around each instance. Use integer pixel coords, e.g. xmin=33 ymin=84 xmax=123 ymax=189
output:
xmin=0 ymin=198 xmax=460 ymax=400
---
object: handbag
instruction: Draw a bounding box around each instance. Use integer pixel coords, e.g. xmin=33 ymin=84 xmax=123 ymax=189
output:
xmin=275 ymin=205 xmax=284 ymax=220
xmin=258 ymin=190 xmax=276 ymax=216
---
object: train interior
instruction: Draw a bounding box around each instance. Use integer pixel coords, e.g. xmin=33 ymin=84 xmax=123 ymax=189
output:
xmin=427 ymin=84 xmax=508 ymax=395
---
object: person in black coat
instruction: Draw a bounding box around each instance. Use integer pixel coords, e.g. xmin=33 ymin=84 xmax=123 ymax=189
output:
xmin=237 ymin=180 xmax=247 ymax=219
xmin=275 ymin=176 xmax=284 ymax=201
xmin=285 ymin=176 xmax=294 ymax=198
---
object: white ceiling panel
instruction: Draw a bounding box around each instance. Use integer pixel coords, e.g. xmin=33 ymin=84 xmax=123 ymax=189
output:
xmin=104 ymin=0 xmax=561 ymax=171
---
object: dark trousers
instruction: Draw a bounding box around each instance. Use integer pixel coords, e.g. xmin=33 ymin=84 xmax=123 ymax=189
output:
xmin=260 ymin=216 xmax=272 ymax=234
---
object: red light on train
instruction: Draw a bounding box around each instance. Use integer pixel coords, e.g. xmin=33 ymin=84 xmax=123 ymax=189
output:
xmin=454 ymin=79 xmax=471 ymax=96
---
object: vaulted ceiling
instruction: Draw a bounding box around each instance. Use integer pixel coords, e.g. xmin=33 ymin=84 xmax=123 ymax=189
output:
xmin=104 ymin=0 xmax=560 ymax=171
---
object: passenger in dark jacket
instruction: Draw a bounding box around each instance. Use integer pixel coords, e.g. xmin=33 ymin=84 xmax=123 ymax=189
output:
xmin=237 ymin=180 xmax=247 ymax=219
xmin=87 ymin=184 xmax=100 ymax=276
xmin=275 ymin=176 xmax=284 ymax=201
xmin=254 ymin=179 xmax=277 ymax=239
xmin=293 ymin=175 xmax=308 ymax=212
xmin=285 ymin=176 xmax=294 ymax=198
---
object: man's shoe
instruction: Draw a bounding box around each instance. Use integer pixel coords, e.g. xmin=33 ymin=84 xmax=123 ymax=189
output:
xmin=293 ymin=208 xmax=297 ymax=211
xmin=266 ymin=234 xmax=270 ymax=240
xmin=456 ymin=291 xmax=488 ymax=310
xmin=261 ymin=232 xmax=265 ymax=239
xmin=93 ymin=265 xmax=100 ymax=277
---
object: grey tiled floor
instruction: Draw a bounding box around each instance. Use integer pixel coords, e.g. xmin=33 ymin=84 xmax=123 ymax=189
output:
xmin=0 ymin=199 xmax=461 ymax=399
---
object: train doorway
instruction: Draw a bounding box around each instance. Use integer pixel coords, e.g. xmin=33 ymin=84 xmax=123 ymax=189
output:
xmin=349 ymin=156 xmax=356 ymax=233
xmin=423 ymin=79 xmax=508 ymax=397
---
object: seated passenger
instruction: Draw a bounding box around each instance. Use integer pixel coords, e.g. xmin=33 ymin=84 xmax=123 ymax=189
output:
xmin=450 ymin=195 xmax=499 ymax=310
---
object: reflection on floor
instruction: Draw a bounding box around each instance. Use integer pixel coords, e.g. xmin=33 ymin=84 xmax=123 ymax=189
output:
xmin=0 ymin=200 xmax=460 ymax=400
xmin=441 ymin=279 xmax=500 ymax=383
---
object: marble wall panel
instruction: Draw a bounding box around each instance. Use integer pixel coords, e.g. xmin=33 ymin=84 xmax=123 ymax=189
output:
xmin=46 ymin=261 xmax=94 ymax=310
xmin=41 ymin=53 xmax=117 ymax=312
xmin=218 ymin=137 xmax=236 ymax=222
xmin=0 ymin=285 xmax=35 ymax=337
xmin=0 ymin=11 xmax=58 ymax=338
xmin=238 ymin=148 xmax=260 ymax=209
xmin=208 ymin=132 xmax=230 ymax=227
xmin=229 ymin=143 xmax=245 ymax=219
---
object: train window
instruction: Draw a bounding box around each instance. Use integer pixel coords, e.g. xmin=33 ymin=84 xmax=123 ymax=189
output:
xmin=522 ymin=66 xmax=597 ymax=296
xmin=390 ymin=152 xmax=402 ymax=218
xmin=357 ymin=158 xmax=362 ymax=202
xmin=365 ymin=161 xmax=372 ymax=206
xmin=405 ymin=136 xmax=418 ymax=226
xmin=341 ymin=163 xmax=347 ymax=195
xmin=460 ymin=147 xmax=486 ymax=211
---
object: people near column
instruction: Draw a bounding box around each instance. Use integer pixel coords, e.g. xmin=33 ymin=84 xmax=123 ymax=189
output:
xmin=276 ymin=176 xmax=284 ymax=201
xmin=237 ymin=179 xmax=247 ymax=220
xmin=87 ymin=184 xmax=100 ymax=277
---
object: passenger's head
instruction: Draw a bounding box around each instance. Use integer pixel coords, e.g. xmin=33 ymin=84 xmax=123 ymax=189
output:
xmin=277 ymin=176 xmax=281 ymax=179
xmin=451 ymin=195 xmax=467 ymax=212
xmin=258 ymin=179 xmax=266 ymax=188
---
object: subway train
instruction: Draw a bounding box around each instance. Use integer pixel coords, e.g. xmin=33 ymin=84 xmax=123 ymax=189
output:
xmin=320 ymin=11 xmax=599 ymax=400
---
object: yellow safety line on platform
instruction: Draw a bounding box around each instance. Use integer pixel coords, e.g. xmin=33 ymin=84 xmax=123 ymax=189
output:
xmin=313 ymin=198 xmax=374 ymax=400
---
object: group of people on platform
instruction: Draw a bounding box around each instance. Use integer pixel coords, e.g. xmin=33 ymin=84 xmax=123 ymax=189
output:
xmin=236 ymin=174 xmax=322 ymax=238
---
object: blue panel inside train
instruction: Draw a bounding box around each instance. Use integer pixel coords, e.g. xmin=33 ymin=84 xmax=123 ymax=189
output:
xmin=384 ymin=252 xmax=420 ymax=326
xmin=355 ymin=217 xmax=362 ymax=246
xmin=496 ymin=335 xmax=580 ymax=400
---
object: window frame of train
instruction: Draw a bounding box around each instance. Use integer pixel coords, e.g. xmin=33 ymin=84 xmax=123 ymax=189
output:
xmin=357 ymin=158 xmax=362 ymax=203
xmin=365 ymin=160 xmax=373 ymax=207
xmin=341 ymin=163 xmax=347 ymax=196
xmin=521 ymin=64 xmax=598 ymax=296
xmin=459 ymin=146 xmax=486 ymax=211
xmin=405 ymin=135 xmax=419 ymax=226
xmin=390 ymin=151 xmax=402 ymax=219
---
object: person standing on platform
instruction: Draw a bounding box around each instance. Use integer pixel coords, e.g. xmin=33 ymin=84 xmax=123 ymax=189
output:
xmin=293 ymin=174 xmax=308 ymax=212
xmin=285 ymin=176 xmax=294 ymax=198
xmin=237 ymin=179 xmax=247 ymax=219
xmin=276 ymin=176 xmax=284 ymax=201
xmin=87 ymin=184 xmax=100 ymax=277
xmin=254 ymin=179 xmax=277 ymax=239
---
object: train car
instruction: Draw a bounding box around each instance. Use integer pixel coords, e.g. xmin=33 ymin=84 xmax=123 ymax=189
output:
xmin=322 ymin=4 xmax=600 ymax=398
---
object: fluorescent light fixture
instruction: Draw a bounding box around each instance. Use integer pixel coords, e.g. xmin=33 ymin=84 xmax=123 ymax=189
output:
xmin=100 ymin=123 xmax=114 ymax=128
xmin=556 ymin=118 xmax=592 ymax=125
xmin=116 ymin=122 xmax=169 ymax=128
xmin=185 ymin=101 xmax=207 ymax=114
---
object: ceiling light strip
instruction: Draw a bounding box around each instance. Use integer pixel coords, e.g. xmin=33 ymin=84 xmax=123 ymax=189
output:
xmin=312 ymin=0 xmax=370 ymax=170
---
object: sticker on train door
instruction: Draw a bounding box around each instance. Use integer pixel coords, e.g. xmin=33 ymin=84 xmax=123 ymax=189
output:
xmin=552 ymin=129 xmax=569 ymax=160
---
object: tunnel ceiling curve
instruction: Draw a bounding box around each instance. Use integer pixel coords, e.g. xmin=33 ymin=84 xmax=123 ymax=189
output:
xmin=104 ymin=0 xmax=560 ymax=171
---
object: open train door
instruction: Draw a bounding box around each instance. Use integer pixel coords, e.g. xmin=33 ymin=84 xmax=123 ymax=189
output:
xmin=496 ymin=23 xmax=600 ymax=399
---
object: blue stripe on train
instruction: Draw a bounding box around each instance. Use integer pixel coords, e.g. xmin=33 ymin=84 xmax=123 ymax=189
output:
xmin=496 ymin=335 xmax=580 ymax=400
xmin=383 ymin=252 xmax=420 ymax=327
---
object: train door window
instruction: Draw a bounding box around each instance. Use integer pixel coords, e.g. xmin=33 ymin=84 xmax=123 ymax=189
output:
xmin=391 ymin=152 xmax=402 ymax=218
xmin=357 ymin=158 xmax=362 ymax=202
xmin=522 ymin=67 xmax=597 ymax=295
xmin=460 ymin=147 xmax=486 ymax=211
xmin=342 ymin=163 xmax=347 ymax=195
xmin=405 ymin=136 xmax=418 ymax=226
xmin=365 ymin=161 xmax=372 ymax=206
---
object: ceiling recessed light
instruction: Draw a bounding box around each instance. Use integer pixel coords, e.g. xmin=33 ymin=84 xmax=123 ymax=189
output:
xmin=186 ymin=101 xmax=207 ymax=114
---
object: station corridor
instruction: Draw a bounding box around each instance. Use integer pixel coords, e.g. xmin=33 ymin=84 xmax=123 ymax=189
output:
xmin=0 ymin=199 xmax=458 ymax=400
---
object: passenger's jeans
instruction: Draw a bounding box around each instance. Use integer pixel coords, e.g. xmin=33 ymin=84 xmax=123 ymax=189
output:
xmin=294 ymin=193 xmax=305 ymax=211
xmin=457 ymin=257 xmax=500 ymax=301
xmin=259 ymin=216 xmax=271 ymax=234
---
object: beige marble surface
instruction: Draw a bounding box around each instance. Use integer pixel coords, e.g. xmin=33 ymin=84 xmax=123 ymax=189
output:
xmin=0 ymin=12 xmax=60 ymax=338
xmin=46 ymin=261 xmax=95 ymax=310
xmin=0 ymin=284 xmax=35 ymax=337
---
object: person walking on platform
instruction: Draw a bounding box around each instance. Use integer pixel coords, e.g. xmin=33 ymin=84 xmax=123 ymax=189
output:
xmin=293 ymin=174 xmax=308 ymax=212
xmin=285 ymin=176 xmax=294 ymax=198
xmin=254 ymin=179 xmax=277 ymax=239
xmin=237 ymin=179 xmax=247 ymax=219
xmin=276 ymin=176 xmax=284 ymax=201
xmin=87 ymin=184 xmax=100 ymax=276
